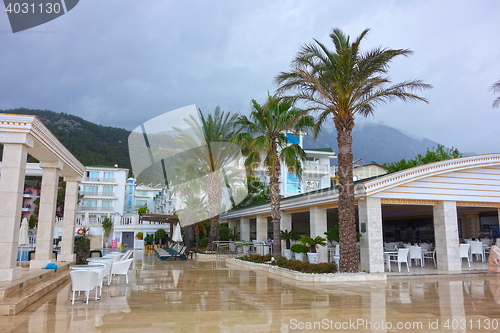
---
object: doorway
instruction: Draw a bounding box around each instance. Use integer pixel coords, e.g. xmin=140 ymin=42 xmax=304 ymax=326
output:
xmin=122 ymin=232 xmax=134 ymax=248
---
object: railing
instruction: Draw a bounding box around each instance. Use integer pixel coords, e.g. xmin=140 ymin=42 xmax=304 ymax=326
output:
xmin=303 ymin=162 xmax=329 ymax=173
xmin=83 ymin=177 xmax=116 ymax=183
xmin=77 ymin=206 xmax=114 ymax=212
xmin=75 ymin=217 xmax=104 ymax=226
xmin=82 ymin=191 xmax=115 ymax=197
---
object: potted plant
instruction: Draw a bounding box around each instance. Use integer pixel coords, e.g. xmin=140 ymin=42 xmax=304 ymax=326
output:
xmin=75 ymin=227 xmax=90 ymax=264
xmin=136 ymin=232 xmax=143 ymax=240
xmin=155 ymin=229 xmax=167 ymax=248
xmin=144 ymin=235 xmax=154 ymax=249
xmin=101 ymin=217 xmax=113 ymax=248
xmin=242 ymin=242 xmax=252 ymax=254
xmin=281 ymin=229 xmax=299 ymax=260
xmin=290 ymin=244 xmax=308 ymax=261
xmin=300 ymin=235 xmax=327 ymax=264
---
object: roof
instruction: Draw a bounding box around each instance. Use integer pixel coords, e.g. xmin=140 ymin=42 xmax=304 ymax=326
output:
xmin=304 ymin=148 xmax=334 ymax=153
xmin=25 ymin=179 xmax=39 ymax=187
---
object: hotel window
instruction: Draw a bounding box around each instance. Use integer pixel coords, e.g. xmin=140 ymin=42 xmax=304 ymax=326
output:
xmin=87 ymin=171 xmax=99 ymax=178
xmin=286 ymin=173 xmax=301 ymax=193
xmin=136 ymin=200 xmax=147 ymax=207
xmin=84 ymin=185 xmax=98 ymax=193
xmin=104 ymin=172 xmax=114 ymax=179
xmin=82 ymin=200 xmax=97 ymax=207
xmin=137 ymin=191 xmax=148 ymax=196
xmin=102 ymin=186 xmax=113 ymax=195
xmin=102 ymin=201 xmax=112 ymax=208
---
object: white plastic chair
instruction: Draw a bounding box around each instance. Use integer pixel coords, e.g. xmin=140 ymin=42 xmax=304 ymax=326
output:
xmin=111 ymin=259 xmax=133 ymax=284
xmin=409 ymin=246 xmax=423 ymax=267
xmin=70 ymin=270 xmax=99 ymax=305
xmin=420 ymin=243 xmax=431 ymax=251
xmin=423 ymin=248 xmax=436 ymax=267
xmin=333 ymin=245 xmax=340 ymax=267
xmin=460 ymin=243 xmax=471 ymax=267
xmin=470 ymin=241 xmax=485 ymax=263
xmin=388 ymin=248 xmax=410 ymax=273
xmin=89 ymin=259 xmax=113 ymax=286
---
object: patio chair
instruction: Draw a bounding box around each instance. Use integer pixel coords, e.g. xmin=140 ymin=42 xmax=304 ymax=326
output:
xmin=420 ymin=243 xmax=431 ymax=251
xmin=111 ymin=259 xmax=133 ymax=284
xmin=481 ymin=238 xmax=492 ymax=247
xmin=460 ymin=243 xmax=471 ymax=267
xmin=409 ymin=246 xmax=423 ymax=268
xmin=465 ymin=239 xmax=472 ymax=244
xmin=423 ymin=248 xmax=436 ymax=267
xmin=470 ymin=241 xmax=485 ymax=263
xmin=388 ymin=248 xmax=410 ymax=273
xmin=333 ymin=245 xmax=340 ymax=267
xmin=88 ymin=259 xmax=113 ymax=286
xmin=70 ymin=270 xmax=99 ymax=305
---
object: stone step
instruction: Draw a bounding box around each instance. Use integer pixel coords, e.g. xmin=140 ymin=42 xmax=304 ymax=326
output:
xmin=0 ymin=262 xmax=71 ymax=300
xmin=0 ymin=269 xmax=70 ymax=316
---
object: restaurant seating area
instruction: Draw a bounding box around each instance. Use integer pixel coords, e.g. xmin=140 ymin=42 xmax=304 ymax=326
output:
xmin=69 ymin=251 xmax=133 ymax=305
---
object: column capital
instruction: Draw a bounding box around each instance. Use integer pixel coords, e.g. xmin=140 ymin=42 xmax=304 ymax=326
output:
xmin=0 ymin=133 xmax=34 ymax=148
xmin=63 ymin=175 xmax=82 ymax=183
xmin=39 ymin=160 xmax=64 ymax=170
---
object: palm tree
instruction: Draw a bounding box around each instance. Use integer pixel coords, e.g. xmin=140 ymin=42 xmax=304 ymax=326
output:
xmin=275 ymin=28 xmax=432 ymax=272
xmin=172 ymin=107 xmax=242 ymax=250
xmin=235 ymin=95 xmax=314 ymax=258
xmin=490 ymin=79 xmax=500 ymax=108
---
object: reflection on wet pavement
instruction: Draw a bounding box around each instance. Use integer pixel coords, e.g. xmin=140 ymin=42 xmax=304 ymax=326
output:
xmin=1 ymin=250 xmax=500 ymax=332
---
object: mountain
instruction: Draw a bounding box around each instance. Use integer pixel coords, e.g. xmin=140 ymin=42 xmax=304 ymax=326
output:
xmin=0 ymin=108 xmax=132 ymax=171
xmin=303 ymin=122 xmax=446 ymax=166
xmin=1 ymin=108 xmax=455 ymax=171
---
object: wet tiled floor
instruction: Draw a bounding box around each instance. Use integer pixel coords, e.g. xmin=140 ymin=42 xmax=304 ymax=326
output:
xmin=1 ymin=250 xmax=500 ymax=332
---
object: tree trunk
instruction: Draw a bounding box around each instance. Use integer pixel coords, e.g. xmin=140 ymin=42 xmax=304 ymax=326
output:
xmin=269 ymin=156 xmax=282 ymax=258
xmin=335 ymin=117 xmax=358 ymax=273
xmin=194 ymin=224 xmax=200 ymax=249
xmin=206 ymin=172 xmax=222 ymax=250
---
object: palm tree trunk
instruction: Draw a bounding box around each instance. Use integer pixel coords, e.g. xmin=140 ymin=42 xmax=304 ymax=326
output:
xmin=335 ymin=117 xmax=358 ymax=273
xmin=207 ymin=173 xmax=222 ymax=250
xmin=194 ymin=224 xmax=200 ymax=249
xmin=269 ymin=160 xmax=282 ymax=258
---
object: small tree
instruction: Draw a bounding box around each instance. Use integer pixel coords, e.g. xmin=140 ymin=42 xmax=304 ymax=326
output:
xmin=299 ymin=235 xmax=327 ymax=253
xmin=28 ymin=215 xmax=36 ymax=229
xmin=102 ymin=217 xmax=113 ymax=247
xmin=137 ymin=206 xmax=149 ymax=216
xmin=280 ymin=229 xmax=300 ymax=249
xmin=155 ymin=229 xmax=168 ymax=245
xmin=75 ymin=228 xmax=91 ymax=265
xmin=218 ymin=226 xmax=234 ymax=241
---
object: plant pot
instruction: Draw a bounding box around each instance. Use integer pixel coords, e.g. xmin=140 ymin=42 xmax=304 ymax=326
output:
xmin=307 ymin=252 xmax=320 ymax=264
xmin=294 ymin=252 xmax=304 ymax=261
xmin=262 ymin=245 xmax=269 ymax=256
xmin=284 ymin=249 xmax=293 ymax=260
xmin=243 ymin=245 xmax=250 ymax=254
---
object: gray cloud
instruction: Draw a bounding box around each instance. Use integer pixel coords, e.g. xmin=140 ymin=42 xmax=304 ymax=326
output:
xmin=0 ymin=0 xmax=499 ymax=153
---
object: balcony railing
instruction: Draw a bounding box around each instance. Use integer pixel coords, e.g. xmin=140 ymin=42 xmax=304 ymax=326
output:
xmin=82 ymin=191 xmax=115 ymax=197
xmin=303 ymin=162 xmax=329 ymax=173
xmin=83 ymin=177 xmax=116 ymax=183
xmin=77 ymin=206 xmax=114 ymax=212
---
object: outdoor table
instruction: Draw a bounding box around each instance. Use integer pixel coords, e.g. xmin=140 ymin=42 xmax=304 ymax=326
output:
xmin=384 ymin=251 xmax=398 ymax=271
xmin=104 ymin=253 xmax=123 ymax=261
xmin=70 ymin=263 xmax=106 ymax=270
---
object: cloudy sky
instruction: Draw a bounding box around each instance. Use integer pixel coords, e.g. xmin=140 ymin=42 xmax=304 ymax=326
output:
xmin=1 ymin=0 xmax=499 ymax=154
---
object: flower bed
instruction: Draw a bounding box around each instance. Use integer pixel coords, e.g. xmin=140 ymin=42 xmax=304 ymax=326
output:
xmin=237 ymin=255 xmax=337 ymax=274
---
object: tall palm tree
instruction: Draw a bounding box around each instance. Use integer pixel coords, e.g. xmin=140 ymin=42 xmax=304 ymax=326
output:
xmin=490 ymin=79 xmax=500 ymax=108
xmin=235 ymin=95 xmax=314 ymax=258
xmin=275 ymin=28 xmax=432 ymax=272
xmin=172 ymin=107 xmax=242 ymax=250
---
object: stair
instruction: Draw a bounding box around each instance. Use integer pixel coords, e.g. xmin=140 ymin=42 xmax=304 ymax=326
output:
xmin=0 ymin=262 xmax=72 ymax=316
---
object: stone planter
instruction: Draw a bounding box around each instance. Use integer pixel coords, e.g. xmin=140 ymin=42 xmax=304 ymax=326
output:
xmin=284 ymin=249 xmax=293 ymax=260
xmin=294 ymin=252 xmax=304 ymax=261
xmin=243 ymin=245 xmax=250 ymax=254
xmin=307 ymin=252 xmax=320 ymax=264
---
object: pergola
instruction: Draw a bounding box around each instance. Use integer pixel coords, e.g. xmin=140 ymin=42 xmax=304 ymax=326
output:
xmin=0 ymin=114 xmax=85 ymax=281
xmin=220 ymin=154 xmax=500 ymax=273
xmin=139 ymin=213 xmax=179 ymax=235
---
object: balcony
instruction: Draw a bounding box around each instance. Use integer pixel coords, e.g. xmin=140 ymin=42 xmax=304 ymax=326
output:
xmin=77 ymin=206 xmax=114 ymax=212
xmin=303 ymin=162 xmax=329 ymax=174
xmin=21 ymin=207 xmax=34 ymax=212
xmin=82 ymin=191 xmax=115 ymax=197
xmin=23 ymin=193 xmax=37 ymax=199
xmin=83 ymin=177 xmax=116 ymax=183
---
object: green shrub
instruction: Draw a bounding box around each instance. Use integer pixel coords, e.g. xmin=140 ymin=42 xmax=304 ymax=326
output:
xmin=290 ymin=244 xmax=309 ymax=253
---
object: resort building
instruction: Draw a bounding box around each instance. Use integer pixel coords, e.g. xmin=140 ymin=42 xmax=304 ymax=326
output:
xmin=21 ymin=180 xmax=40 ymax=221
xmin=220 ymin=153 xmax=500 ymax=273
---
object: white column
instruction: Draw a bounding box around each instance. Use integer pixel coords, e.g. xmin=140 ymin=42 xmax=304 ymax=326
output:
xmin=0 ymin=142 xmax=31 ymax=281
xmin=228 ymin=220 xmax=236 ymax=230
xmin=240 ymin=218 xmax=250 ymax=241
xmin=433 ymin=201 xmax=461 ymax=271
xmin=281 ymin=213 xmax=292 ymax=231
xmin=31 ymin=161 xmax=62 ymax=268
xmin=497 ymin=209 xmax=500 ymax=246
xmin=256 ymin=215 xmax=267 ymax=242
xmin=358 ymin=197 xmax=384 ymax=273
xmin=281 ymin=213 xmax=292 ymax=253
xmin=59 ymin=176 xmax=81 ymax=262
xmin=310 ymin=206 xmax=327 ymax=263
